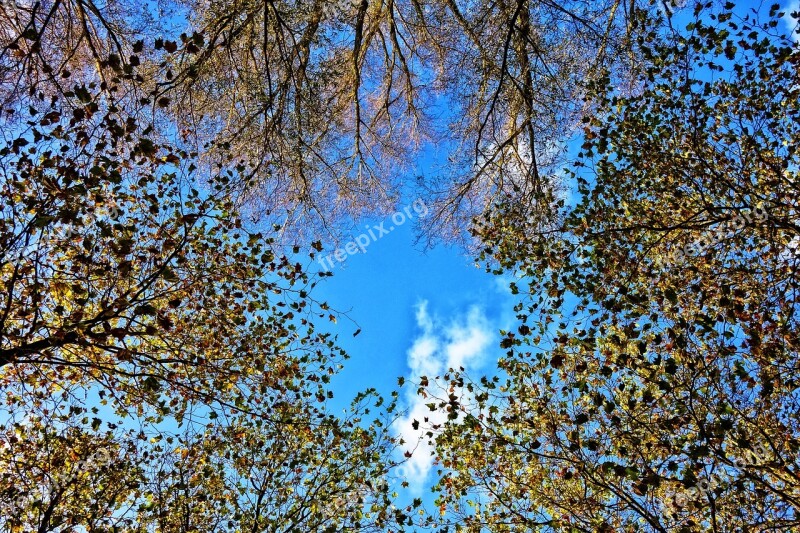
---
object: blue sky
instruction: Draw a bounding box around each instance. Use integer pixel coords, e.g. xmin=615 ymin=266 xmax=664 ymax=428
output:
xmin=313 ymin=208 xmax=515 ymax=493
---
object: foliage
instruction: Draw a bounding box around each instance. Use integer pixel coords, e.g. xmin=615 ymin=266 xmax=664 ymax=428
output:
xmin=0 ymin=66 xmax=410 ymax=531
xmin=6 ymin=0 xmax=800 ymax=531
xmin=423 ymin=3 xmax=800 ymax=531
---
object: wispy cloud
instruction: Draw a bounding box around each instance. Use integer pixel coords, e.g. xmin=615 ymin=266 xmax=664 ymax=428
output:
xmin=394 ymin=301 xmax=495 ymax=493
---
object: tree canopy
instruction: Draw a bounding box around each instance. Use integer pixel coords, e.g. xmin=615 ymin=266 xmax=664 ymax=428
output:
xmin=422 ymin=2 xmax=800 ymax=531
xmin=0 ymin=0 xmax=644 ymax=244
xmin=2 ymin=0 xmax=800 ymax=531
xmin=0 ymin=51 xmax=410 ymax=533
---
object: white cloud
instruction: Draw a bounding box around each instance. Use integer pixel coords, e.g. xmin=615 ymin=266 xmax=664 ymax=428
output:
xmin=393 ymin=300 xmax=495 ymax=494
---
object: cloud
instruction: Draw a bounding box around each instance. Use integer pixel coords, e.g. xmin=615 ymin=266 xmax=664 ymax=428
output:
xmin=393 ymin=301 xmax=495 ymax=493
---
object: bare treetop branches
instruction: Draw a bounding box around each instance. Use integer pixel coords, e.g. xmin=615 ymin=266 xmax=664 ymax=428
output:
xmin=0 ymin=0 xmax=646 ymax=245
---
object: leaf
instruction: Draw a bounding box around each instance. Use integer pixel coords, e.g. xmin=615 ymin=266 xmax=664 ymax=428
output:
xmin=134 ymin=304 xmax=158 ymax=316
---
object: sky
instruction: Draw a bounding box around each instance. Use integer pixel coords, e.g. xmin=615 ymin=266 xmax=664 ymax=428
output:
xmin=300 ymin=0 xmax=800 ymax=512
xmin=313 ymin=209 xmax=516 ymax=494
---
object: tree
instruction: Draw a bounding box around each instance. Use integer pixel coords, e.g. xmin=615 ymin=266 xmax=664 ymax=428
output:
xmin=0 ymin=0 xmax=638 ymax=243
xmin=142 ymin=0 xmax=644 ymax=244
xmin=0 ymin=66 xmax=411 ymax=531
xmin=0 ymin=0 xmax=665 ymax=246
xmin=0 ymin=77 xmax=301 ymax=413
xmin=1 ymin=388 xmax=411 ymax=531
xmin=0 ymin=0 xmax=156 ymax=112
xmin=421 ymin=3 xmax=800 ymax=531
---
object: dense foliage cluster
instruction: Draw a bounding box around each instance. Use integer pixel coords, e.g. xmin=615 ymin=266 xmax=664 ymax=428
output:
xmin=0 ymin=16 xmax=408 ymax=533
xmin=424 ymin=3 xmax=800 ymax=531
